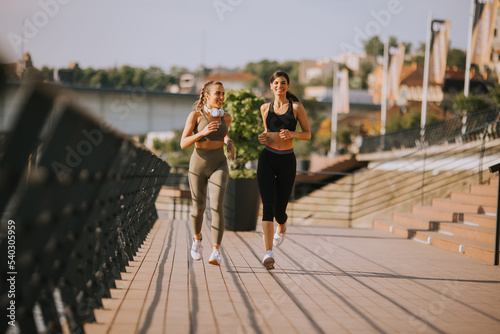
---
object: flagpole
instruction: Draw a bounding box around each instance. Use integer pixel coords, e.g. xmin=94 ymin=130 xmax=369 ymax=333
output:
xmin=421 ymin=12 xmax=433 ymax=141
xmin=329 ymin=62 xmax=339 ymax=157
xmin=380 ymin=39 xmax=389 ymax=151
xmin=464 ymin=0 xmax=475 ymax=97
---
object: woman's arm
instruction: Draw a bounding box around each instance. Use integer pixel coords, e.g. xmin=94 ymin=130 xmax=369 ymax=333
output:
xmin=223 ymin=113 xmax=235 ymax=159
xmin=180 ymin=111 xmax=219 ymax=149
xmin=258 ymin=103 xmax=269 ymax=144
xmin=280 ymin=102 xmax=311 ymax=141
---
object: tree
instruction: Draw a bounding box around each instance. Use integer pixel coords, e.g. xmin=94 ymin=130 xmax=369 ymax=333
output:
xmin=403 ymin=42 xmax=412 ymax=54
xmin=40 ymin=66 xmax=54 ymax=82
xmin=80 ymin=68 xmax=97 ymax=87
xmin=364 ymin=36 xmax=384 ymax=56
xmin=244 ymin=59 xmax=280 ymax=85
xmin=358 ymin=61 xmax=373 ymax=89
xmin=89 ymin=70 xmax=111 ymax=88
xmin=117 ymin=65 xmax=135 ymax=89
xmin=453 ymin=93 xmax=494 ymax=115
xmin=447 ymin=48 xmax=466 ymax=70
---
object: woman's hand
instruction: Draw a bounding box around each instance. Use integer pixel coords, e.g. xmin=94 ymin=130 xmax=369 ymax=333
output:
xmin=201 ymin=121 xmax=220 ymax=136
xmin=279 ymin=129 xmax=293 ymax=140
xmin=225 ymin=139 xmax=235 ymax=160
xmin=258 ymin=131 xmax=268 ymax=144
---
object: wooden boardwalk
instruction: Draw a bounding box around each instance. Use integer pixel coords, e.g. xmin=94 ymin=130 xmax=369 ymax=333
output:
xmin=84 ymin=216 xmax=500 ymax=334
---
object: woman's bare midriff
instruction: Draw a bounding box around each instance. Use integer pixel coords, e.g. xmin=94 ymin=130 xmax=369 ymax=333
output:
xmin=195 ymin=141 xmax=224 ymax=150
xmin=266 ymin=132 xmax=293 ymax=149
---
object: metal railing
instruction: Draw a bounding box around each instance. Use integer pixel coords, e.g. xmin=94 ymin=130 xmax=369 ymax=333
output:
xmin=0 ymin=83 xmax=170 ymax=333
xmin=360 ymin=107 xmax=500 ymax=153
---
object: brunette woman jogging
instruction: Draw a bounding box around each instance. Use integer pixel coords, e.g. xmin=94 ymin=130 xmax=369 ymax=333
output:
xmin=257 ymin=70 xmax=311 ymax=270
xmin=180 ymin=81 xmax=235 ymax=265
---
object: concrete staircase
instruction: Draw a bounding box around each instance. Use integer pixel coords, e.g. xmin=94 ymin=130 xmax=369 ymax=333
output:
xmin=373 ymin=177 xmax=499 ymax=264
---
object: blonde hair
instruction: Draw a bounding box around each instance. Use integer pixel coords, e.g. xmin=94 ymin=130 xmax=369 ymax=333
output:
xmin=193 ymin=80 xmax=224 ymax=112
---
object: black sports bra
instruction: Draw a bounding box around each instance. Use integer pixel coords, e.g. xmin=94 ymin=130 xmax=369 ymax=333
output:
xmin=266 ymin=100 xmax=297 ymax=132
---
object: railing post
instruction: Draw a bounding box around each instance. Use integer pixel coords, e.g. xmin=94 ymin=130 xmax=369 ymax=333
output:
xmin=349 ymin=173 xmax=354 ymax=227
xmin=488 ymin=162 xmax=500 ymax=265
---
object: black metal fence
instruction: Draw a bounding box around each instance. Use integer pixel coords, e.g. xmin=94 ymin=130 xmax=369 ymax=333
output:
xmin=0 ymin=83 xmax=170 ymax=333
xmin=360 ymin=108 xmax=500 ymax=153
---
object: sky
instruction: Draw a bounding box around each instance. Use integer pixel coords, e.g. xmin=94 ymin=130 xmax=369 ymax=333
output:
xmin=0 ymin=0 xmax=472 ymax=71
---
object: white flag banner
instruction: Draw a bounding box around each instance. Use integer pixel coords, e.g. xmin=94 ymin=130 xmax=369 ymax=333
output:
xmin=388 ymin=44 xmax=406 ymax=101
xmin=429 ymin=20 xmax=451 ymax=84
xmin=335 ymin=68 xmax=350 ymax=113
xmin=471 ymin=0 xmax=499 ymax=65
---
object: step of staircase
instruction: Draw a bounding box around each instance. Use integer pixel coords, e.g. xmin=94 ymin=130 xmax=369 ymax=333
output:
xmin=470 ymin=184 xmax=497 ymax=196
xmin=432 ymin=198 xmax=496 ymax=214
xmin=463 ymin=213 xmax=497 ymax=229
xmin=412 ymin=206 xmax=458 ymax=221
xmin=372 ymin=219 xmax=411 ymax=238
xmin=407 ymin=230 xmax=499 ymax=264
xmin=450 ymin=192 xmax=497 ymax=206
xmin=392 ymin=212 xmax=433 ymax=230
xmin=373 ymin=176 xmax=499 ymax=264
xmin=431 ymin=222 xmax=496 ymax=245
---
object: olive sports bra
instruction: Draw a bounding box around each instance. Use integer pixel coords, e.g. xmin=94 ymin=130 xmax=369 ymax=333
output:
xmin=194 ymin=112 xmax=227 ymax=142
xmin=266 ymin=100 xmax=297 ymax=132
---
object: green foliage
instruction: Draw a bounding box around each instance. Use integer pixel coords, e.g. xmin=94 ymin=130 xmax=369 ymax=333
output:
xmin=244 ymin=59 xmax=301 ymax=97
xmin=223 ymin=89 xmax=266 ymax=178
xmin=447 ymin=49 xmax=466 ymax=70
xmin=386 ymin=109 xmax=441 ymax=132
xmin=244 ymin=59 xmax=281 ymax=86
xmin=229 ymin=168 xmax=256 ymax=179
xmin=358 ymin=61 xmax=373 ymax=89
xmin=337 ymin=126 xmax=352 ymax=145
xmin=488 ymin=84 xmax=500 ymax=106
xmin=364 ymin=36 xmax=384 ymax=56
xmin=40 ymin=66 xmax=54 ymax=81
xmin=452 ymin=93 xmax=493 ymax=115
xmin=294 ymin=139 xmax=313 ymax=159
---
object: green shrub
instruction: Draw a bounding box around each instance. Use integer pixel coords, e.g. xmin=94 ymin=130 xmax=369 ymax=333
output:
xmin=223 ymin=89 xmax=266 ymax=178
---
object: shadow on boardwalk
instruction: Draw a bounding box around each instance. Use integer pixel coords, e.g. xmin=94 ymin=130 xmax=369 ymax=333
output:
xmin=85 ymin=217 xmax=500 ymax=334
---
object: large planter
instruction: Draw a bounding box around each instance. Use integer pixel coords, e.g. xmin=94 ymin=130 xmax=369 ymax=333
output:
xmin=297 ymin=159 xmax=310 ymax=172
xmin=224 ymin=178 xmax=260 ymax=231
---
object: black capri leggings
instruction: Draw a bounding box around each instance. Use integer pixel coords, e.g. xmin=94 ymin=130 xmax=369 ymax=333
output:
xmin=257 ymin=146 xmax=296 ymax=225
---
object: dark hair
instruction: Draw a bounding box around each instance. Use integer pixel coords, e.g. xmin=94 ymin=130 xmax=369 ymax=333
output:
xmin=269 ymin=70 xmax=299 ymax=102
xmin=193 ymin=80 xmax=224 ymax=112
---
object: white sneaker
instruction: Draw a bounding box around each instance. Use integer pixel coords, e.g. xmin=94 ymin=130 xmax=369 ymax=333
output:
xmin=262 ymin=250 xmax=275 ymax=270
xmin=191 ymin=238 xmax=203 ymax=261
xmin=209 ymin=248 xmax=221 ymax=266
xmin=273 ymin=226 xmax=286 ymax=247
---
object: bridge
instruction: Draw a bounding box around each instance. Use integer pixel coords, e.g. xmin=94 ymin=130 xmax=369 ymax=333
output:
xmin=0 ymin=84 xmax=198 ymax=135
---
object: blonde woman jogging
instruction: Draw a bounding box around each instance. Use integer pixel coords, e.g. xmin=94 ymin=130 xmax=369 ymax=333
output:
xmin=180 ymin=81 xmax=235 ymax=265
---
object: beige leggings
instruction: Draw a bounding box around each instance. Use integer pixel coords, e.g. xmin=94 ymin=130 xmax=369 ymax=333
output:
xmin=188 ymin=147 xmax=229 ymax=245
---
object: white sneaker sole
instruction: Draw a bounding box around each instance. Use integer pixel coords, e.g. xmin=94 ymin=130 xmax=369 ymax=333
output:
xmin=208 ymin=258 xmax=220 ymax=266
xmin=263 ymin=257 xmax=275 ymax=270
